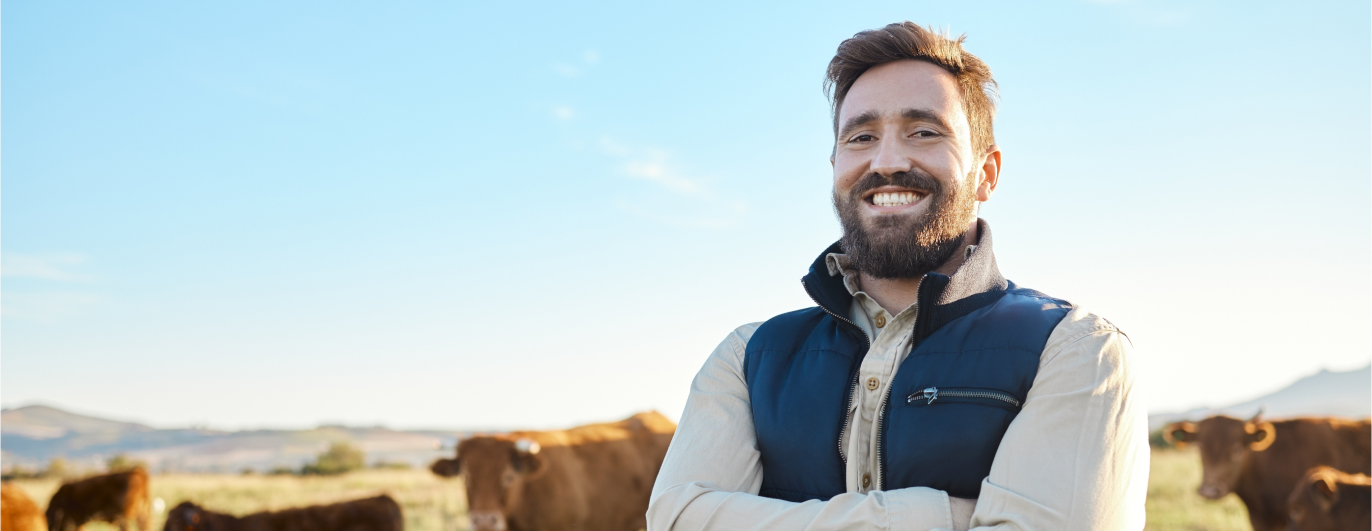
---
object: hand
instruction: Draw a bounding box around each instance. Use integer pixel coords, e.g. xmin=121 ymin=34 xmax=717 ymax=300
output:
xmin=949 ymin=496 xmax=976 ymax=531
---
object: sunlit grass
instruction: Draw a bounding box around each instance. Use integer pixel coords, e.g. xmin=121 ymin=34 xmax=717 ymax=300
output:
xmin=1146 ymin=448 xmax=1251 ymax=530
xmin=8 ymin=449 xmax=1255 ymax=531
xmin=7 ymin=469 xmax=468 ymax=531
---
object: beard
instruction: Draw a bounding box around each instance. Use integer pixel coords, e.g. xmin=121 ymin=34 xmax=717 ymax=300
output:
xmin=833 ymin=168 xmax=978 ymax=280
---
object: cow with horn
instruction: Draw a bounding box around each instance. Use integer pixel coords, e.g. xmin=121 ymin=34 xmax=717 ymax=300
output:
xmin=1163 ymin=409 xmax=1371 ymax=531
xmin=430 ymin=411 xmax=675 ymax=531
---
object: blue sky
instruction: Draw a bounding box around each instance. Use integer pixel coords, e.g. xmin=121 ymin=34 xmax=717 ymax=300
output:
xmin=4 ymin=0 xmax=1369 ymax=429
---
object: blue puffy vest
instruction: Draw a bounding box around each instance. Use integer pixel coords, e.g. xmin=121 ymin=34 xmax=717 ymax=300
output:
xmin=744 ymin=225 xmax=1071 ymax=501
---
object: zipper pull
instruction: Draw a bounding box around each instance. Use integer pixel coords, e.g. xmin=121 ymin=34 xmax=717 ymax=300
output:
xmin=923 ymin=387 xmax=938 ymax=404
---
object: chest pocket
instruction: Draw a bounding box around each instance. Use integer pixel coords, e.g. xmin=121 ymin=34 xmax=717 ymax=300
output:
xmin=907 ymin=386 xmax=1022 ymax=410
xmin=880 ymin=347 xmax=1040 ymax=498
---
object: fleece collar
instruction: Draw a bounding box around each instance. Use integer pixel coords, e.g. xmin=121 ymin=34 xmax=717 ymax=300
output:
xmin=801 ymin=219 xmax=1009 ymax=345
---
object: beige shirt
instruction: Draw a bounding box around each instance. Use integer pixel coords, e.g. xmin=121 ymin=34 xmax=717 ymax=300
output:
xmin=647 ymin=254 xmax=1150 ymax=530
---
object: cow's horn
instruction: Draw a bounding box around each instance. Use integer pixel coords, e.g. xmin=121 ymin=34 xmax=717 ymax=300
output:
xmin=1249 ymin=406 xmax=1265 ymax=422
xmin=515 ymin=438 xmax=541 ymax=455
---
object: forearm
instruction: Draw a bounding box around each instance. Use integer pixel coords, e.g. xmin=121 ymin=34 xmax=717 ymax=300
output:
xmin=650 ymin=482 xmax=955 ymax=531
xmin=649 ymin=324 xmax=960 ymax=531
xmin=967 ymin=310 xmax=1150 ymax=530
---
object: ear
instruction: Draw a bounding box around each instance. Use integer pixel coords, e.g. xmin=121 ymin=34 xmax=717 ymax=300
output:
xmin=1245 ymin=421 xmax=1276 ymax=451
xmin=1163 ymin=422 xmax=1198 ymax=449
xmin=1313 ymin=476 xmax=1339 ymax=511
xmin=975 ymin=145 xmax=1001 ymax=202
xmin=429 ymin=457 xmax=460 ymax=477
xmin=511 ymin=438 xmax=544 ymax=474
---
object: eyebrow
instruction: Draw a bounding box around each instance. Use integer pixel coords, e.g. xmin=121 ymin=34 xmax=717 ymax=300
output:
xmin=837 ymin=108 xmax=953 ymax=139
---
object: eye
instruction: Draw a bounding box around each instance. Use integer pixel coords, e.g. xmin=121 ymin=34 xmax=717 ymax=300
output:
xmin=847 ymin=134 xmax=875 ymax=143
xmin=501 ymin=470 xmax=516 ymax=487
xmin=911 ymin=129 xmax=940 ymax=139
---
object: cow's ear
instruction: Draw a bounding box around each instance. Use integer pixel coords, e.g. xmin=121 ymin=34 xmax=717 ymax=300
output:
xmin=429 ymin=458 xmax=460 ymax=477
xmin=512 ymin=438 xmax=544 ymax=474
xmin=184 ymin=505 xmax=201 ymax=525
xmin=1245 ymin=421 xmax=1276 ymax=451
xmin=1312 ymin=475 xmax=1339 ymax=511
xmin=1163 ymin=422 xmax=1197 ymax=449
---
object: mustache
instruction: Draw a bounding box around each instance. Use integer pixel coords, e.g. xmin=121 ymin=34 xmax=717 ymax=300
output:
xmin=848 ymin=170 xmax=943 ymax=199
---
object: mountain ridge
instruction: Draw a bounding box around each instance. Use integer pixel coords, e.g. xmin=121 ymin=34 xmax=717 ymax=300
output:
xmin=6 ymin=364 xmax=1367 ymax=471
xmin=1147 ymin=364 xmax=1371 ymax=430
xmin=1 ymin=405 xmax=465 ymax=473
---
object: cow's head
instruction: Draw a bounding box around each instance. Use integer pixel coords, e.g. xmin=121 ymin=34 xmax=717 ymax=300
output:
xmin=1165 ymin=413 xmax=1275 ymax=500
xmin=163 ymin=502 xmax=206 ymax=531
xmin=430 ymin=435 xmax=545 ymax=531
xmin=1286 ymin=467 xmax=1367 ymax=531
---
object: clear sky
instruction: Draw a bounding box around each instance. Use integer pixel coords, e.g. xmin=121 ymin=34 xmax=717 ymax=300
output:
xmin=4 ymin=0 xmax=1369 ymax=430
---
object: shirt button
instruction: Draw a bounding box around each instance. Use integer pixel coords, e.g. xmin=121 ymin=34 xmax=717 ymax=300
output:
xmin=866 ymin=377 xmax=879 ymax=391
xmin=862 ymin=474 xmax=871 ymax=488
xmin=875 ymin=314 xmax=886 ymax=328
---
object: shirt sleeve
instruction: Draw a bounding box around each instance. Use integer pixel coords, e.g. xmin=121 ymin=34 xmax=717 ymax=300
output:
xmin=647 ymin=324 xmax=957 ymax=531
xmin=967 ymin=307 xmax=1150 ymax=530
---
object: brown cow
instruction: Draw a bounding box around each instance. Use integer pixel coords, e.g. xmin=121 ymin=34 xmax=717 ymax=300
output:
xmin=2 ymin=483 xmax=48 ymax=531
xmin=1286 ymin=466 xmax=1371 ymax=531
xmin=1164 ymin=414 xmax=1372 ymax=531
xmin=429 ymin=411 xmax=675 ymax=531
xmin=163 ymin=495 xmax=402 ymax=531
xmin=46 ymin=467 xmax=151 ymax=531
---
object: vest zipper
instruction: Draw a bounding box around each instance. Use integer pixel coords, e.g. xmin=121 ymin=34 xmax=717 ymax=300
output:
xmin=907 ymin=387 xmax=1021 ymax=408
xmin=879 ymin=281 xmax=924 ymax=491
xmin=800 ymin=278 xmax=870 ymax=467
xmin=874 ymin=381 xmax=894 ymax=491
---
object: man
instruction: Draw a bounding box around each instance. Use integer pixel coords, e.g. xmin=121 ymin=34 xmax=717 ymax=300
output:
xmin=648 ymin=22 xmax=1148 ymax=531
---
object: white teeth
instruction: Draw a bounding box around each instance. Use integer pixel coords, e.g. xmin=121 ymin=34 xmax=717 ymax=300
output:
xmin=872 ymin=191 xmax=921 ymax=207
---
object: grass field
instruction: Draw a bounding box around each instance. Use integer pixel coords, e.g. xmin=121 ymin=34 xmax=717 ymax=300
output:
xmin=6 ymin=469 xmax=467 ymax=531
xmin=6 ymin=448 xmax=1253 ymax=531
xmin=1146 ymin=449 xmax=1251 ymax=530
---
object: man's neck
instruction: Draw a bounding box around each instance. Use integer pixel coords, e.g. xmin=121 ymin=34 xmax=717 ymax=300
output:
xmin=858 ymin=223 xmax=979 ymax=315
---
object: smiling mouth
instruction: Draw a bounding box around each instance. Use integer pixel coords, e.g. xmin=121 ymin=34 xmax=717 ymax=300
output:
xmin=868 ymin=191 xmax=926 ymax=207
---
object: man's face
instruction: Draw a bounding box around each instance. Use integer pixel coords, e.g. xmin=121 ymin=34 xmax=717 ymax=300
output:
xmin=832 ymin=59 xmax=998 ymax=279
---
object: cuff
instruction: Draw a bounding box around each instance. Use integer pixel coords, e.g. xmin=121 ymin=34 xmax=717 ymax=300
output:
xmin=886 ymin=486 xmax=953 ymax=530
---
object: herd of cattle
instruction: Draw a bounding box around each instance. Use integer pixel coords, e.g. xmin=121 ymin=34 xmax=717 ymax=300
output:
xmin=0 ymin=411 xmax=673 ymax=531
xmin=0 ymin=410 xmax=1367 ymax=531
xmin=1163 ymin=413 xmax=1371 ymax=531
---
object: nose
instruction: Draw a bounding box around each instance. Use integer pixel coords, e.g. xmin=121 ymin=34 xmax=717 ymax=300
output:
xmin=469 ymin=511 xmax=507 ymax=531
xmin=869 ymin=137 xmax=915 ymax=178
xmin=1197 ymin=485 xmax=1226 ymax=499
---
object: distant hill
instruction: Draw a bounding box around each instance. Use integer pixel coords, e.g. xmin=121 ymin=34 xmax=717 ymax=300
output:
xmin=1148 ymin=364 xmax=1371 ymax=430
xmin=0 ymin=405 xmax=466 ymax=473
xmin=1 ymin=404 xmax=154 ymax=439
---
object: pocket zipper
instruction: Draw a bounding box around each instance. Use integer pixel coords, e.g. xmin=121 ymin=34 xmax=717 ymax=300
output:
xmin=907 ymin=387 xmax=1021 ymax=408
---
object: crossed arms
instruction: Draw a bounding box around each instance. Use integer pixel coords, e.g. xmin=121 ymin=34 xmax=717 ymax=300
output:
xmin=647 ymin=308 xmax=1149 ymax=531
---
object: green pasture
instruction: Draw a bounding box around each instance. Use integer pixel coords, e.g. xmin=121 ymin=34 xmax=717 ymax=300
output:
xmin=7 ymin=449 xmax=1251 ymax=531
xmin=7 ymin=469 xmax=467 ymax=531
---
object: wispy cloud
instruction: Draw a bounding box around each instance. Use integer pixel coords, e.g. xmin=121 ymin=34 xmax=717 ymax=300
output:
xmin=553 ymin=64 xmax=582 ymax=77
xmin=599 ymin=137 xmax=747 ymax=228
xmin=553 ymin=49 xmax=603 ymax=77
xmin=552 ymin=105 xmax=576 ymax=120
xmin=2 ymin=253 xmax=96 ymax=282
xmin=1 ymin=292 xmax=101 ymax=322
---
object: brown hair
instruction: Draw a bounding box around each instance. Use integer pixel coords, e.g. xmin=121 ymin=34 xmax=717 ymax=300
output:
xmin=825 ymin=23 xmax=999 ymax=153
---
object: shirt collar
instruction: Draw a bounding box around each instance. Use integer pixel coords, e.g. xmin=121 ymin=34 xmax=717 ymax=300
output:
xmin=823 ymin=239 xmax=983 ymax=298
xmin=802 ymin=219 xmax=1008 ymax=323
